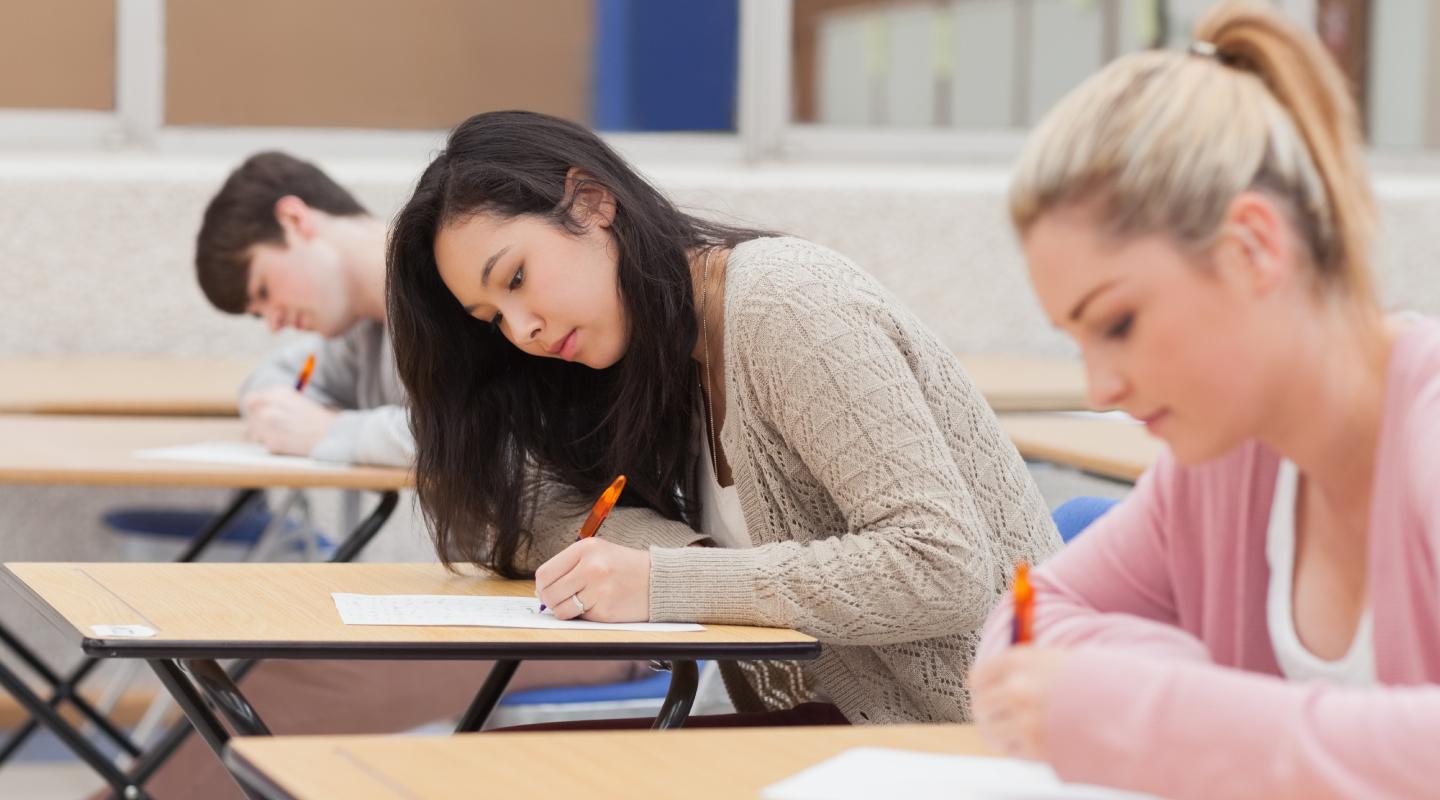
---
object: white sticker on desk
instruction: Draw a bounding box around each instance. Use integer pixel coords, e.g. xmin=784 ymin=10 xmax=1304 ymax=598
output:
xmin=90 ymin=624 xmax=156 ymax=638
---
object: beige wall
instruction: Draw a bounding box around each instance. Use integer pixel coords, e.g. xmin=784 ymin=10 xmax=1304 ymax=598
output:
xmin=0 ymin=2 xmax=115 ymax=110
xmin=165 ymin=0 xmax=593 ymax=129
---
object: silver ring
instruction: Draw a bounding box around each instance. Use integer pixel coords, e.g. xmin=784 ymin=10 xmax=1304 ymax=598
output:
xmin=571 ymin=594 xmax=586 ymax=614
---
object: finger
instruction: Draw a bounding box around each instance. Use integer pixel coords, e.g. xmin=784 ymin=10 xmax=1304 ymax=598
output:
xmin=968 ymin=655 xmax=1014 ymax=693
xmin=534 ymin=541 xmax=587 ymax=600
xmin=539 ymin=571 xmax=590 ymax=620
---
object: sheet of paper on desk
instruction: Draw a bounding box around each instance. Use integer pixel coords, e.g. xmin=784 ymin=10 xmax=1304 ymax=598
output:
xmin=761 ymin=748 xmax=1157 ymax=800
xmin=331 ymin=593 xmax=705 ymax=632
xmin=134 ymin=442 xmax=344 ymax=470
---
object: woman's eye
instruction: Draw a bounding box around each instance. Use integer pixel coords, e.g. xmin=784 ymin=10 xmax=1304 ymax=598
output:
xmin=509 ymin=266 xmax=524 ymax=291
xmin=1105 ymin=314 xmax=1133 ymax=340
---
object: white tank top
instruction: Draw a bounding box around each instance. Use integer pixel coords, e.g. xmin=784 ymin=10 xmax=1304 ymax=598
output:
xmin=697 ymin=413 xmax=751 ymax=550
xmin=1265 ymin=459 xmax=1375 ymax=685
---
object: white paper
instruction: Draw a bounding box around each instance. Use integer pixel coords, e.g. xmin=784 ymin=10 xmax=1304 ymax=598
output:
xmin=134 ymin=441 xmax=346 ymax=471
xmin=761 ymin=748 xmax=1157 ymax=800
xmin=331 ymin=593 xmax=704 ymax=633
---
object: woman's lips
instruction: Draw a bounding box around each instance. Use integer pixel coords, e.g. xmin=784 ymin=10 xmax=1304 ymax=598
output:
xmin=1139 ymin=409 xmax=1170 ymax=432
xmin=549 ymin=329 xmax=578 ymax=361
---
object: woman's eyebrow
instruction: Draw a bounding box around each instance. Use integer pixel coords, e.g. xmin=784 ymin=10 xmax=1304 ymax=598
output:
xmin=463 ymin=245 xmax=513 ymax=313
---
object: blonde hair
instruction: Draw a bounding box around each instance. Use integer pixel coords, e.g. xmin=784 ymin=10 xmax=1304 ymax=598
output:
xmin=1010 ymin=0 xmax=1376 ymax=303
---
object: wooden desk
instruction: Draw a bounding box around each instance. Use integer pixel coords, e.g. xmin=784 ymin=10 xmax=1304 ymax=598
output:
xmin=1 ymin=563 xmax=815 ymax=662
xmin=0 ymin=357 xmax=252 ymax=416
xmin=0 ymin=416 xmax=408 ymax=799
xmin=3 ymin=562 xmax=819 ymax=797
xmin=227 ymin=724 xmax=989 ymax=800
xmin=999 ymin=413 xmax=1163 ymax=483
xmin=956 ymin=354 xmax=1089 ymax=412
xmin=0 ymin=413 xmax=408 ymax=490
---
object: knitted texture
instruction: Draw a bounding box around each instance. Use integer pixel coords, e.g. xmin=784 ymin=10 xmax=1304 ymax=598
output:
xmin=520 ymin=237 xmax=1061 ymax=723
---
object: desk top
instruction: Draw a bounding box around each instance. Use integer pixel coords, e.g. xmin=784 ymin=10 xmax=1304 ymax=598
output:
xmin=228 ymin=724 xmax=989 ymax=800
xmin=1 ymin=562 xmax=819 ymax=662
xmin=0 ymin=414 xmax=409 ymax=490
xmin=0 ymin=355 xmax=1087 ymax=415
xmin=998 ymin=413 xmax=1162 ymax=482
xmin=956 ymin=354 xmax=1089 ymax=412
xmin=0 ymin=357 xmax=252 ymax=416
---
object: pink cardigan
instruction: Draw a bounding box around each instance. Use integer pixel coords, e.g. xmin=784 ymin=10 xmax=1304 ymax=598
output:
xmin=977 ymin=319 xmax=1440 ymax=800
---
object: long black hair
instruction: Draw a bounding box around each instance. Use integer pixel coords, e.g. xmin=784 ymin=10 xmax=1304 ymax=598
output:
xmin=388 ymin=110 xmax=769 ymax=577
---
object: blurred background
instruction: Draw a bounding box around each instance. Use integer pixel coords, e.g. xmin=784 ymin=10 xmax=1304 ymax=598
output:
xmin=1 ymin=2 xmax=1437 ymax=796
xmin=0 ymin=1 xmax=1429 ymax=148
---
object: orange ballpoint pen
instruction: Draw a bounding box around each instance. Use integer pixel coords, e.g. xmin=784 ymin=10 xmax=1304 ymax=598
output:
xmin=294 ymin=353 xmax=317 ymax=392
xmin=539 ymin=475 xmax=627 ymax=612
xmin=1011 ymin=561 xmax=1034 ymax=644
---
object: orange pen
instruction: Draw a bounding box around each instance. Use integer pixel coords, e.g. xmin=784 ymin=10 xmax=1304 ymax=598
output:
xmin=578 ymin=474 xmax=627 ymax=540
xmin=1011 ymin=561 xmax=1034 ymax=644
xmin=294 ymin=353 xmax=317 ymax=392
xmin=539 ymin=475 xmax=627 ymax=612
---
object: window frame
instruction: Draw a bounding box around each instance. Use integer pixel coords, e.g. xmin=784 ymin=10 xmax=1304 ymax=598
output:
xmin=0 ymin=0 xmax=1334 ymax=166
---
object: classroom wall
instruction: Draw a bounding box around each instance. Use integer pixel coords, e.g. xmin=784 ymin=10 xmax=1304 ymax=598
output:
xmin=0 ymin=4 xmax=115 ymax=111
xmin=165 ymin=0 xmax=592 ymax=129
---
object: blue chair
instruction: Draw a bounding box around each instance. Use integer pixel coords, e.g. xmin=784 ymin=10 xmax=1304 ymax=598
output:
xmin=1051 ymin=496 xmax=1120 ymax=543
xmin=483 ymin=665 xmax=697 ymax=729
xmin=103 ymin=493 xmax=332 ymax=562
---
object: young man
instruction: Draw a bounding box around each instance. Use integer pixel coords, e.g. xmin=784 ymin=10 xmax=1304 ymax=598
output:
xmin=196 ymin=151 xmax=409 ymax=466
xmin=149 ymin=153 xmax=644 ymax=799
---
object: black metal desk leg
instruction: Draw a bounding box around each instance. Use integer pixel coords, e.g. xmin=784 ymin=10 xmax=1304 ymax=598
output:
xmin=147 ymin=659 xmax=263 ymax=800
xmin=182 ymin=659 xmax=271 ymax=737
xmin=175 ymin=489 xmax=264 ymax=563
xmin=328 ymin=490 xmax=399 ymax=563
xmin=0 ymin=489 xmax=262 ymax=766
xmin=651 ymin=660 xmax=699 ymax=730
xmin=455 ymin=660 xmax=520 ymax=733
xmin=0 ymin=661 xmax=150 ymax=799
xmin=118 ymin=490 xmax=397 ymax=796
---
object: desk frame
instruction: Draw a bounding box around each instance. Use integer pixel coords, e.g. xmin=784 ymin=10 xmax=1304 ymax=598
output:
xmin=4 ymin=561 xmax=817 ymax=800
xmin=0 ymin=489 xmax=400 ymax=800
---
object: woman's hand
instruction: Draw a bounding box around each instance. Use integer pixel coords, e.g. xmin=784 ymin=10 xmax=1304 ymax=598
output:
xmin=534 ymin=538 xmax=651 ymax=622
xmin=969 ymin=646 xmax=1071 ymax=762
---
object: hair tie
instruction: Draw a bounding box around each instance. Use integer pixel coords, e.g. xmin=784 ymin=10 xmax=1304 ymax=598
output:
xmin=1188 ymin=40 xmax=1219 ymax=58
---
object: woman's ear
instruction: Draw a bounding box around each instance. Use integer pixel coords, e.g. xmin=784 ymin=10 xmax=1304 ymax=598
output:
xmin=563 ymin=167 xmax=618 ymax=230
xmin=1214 ymin=191 xmax=1294 ymax=297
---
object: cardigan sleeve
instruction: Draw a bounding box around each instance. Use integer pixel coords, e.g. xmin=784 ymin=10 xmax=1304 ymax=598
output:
xmin=976 ymin=452 xmax=1212 ymax=664
xmin=516 ymin=471 xmax=708 ymax=575
xmin=647 ymin=280 xmax=1056 ymax=645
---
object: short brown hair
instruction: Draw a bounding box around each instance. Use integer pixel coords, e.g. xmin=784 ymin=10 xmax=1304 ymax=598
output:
xmin=195 ymin=152 xmax=369 ymax=313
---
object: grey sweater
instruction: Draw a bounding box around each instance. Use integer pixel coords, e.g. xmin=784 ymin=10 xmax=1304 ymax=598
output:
xmin=518 ymin=237 xmax=1060 ymax=723
xmin=239 ymin=320 xmax=414 ymax=467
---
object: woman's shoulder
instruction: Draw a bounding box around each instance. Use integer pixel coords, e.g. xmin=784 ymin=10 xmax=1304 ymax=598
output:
xmin=726 ymin=236 xmax=880 ymax=300
xmin=1384 ymin=317 xmax=1440 ymax=494
xmin=724 ymin=236 xmax=903 ymax=337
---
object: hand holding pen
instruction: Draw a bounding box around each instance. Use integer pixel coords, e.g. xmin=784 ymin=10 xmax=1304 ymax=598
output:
xmin=538 ymin=475 xmax=627 ymax=614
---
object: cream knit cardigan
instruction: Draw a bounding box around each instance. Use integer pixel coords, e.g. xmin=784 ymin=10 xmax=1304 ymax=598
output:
xmin=518 ymin=237 xmax=1060 ymax=723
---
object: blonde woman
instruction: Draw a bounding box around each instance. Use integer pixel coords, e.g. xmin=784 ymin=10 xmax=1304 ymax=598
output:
xmin=970 ymin=2 xmax=1440 ymax=798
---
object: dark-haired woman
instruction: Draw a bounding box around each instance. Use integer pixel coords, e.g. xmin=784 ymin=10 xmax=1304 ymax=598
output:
xmin=388 ymin=110 xmax=1059 ymax=724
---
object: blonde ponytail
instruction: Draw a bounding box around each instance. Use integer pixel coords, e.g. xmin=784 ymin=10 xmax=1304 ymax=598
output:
xmin=1010 ymin=0 xmax=1376 ymax=304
